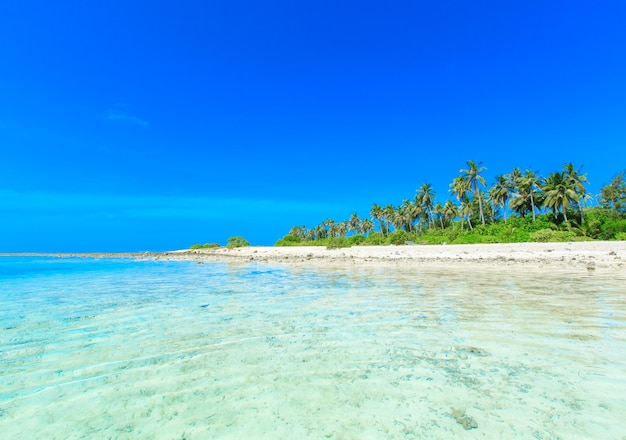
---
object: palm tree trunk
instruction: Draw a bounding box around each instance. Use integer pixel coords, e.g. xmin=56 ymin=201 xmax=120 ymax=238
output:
xmin=578 ymin=201 xmax=584 ymax=222
xmin=475 ymin=183 xmax=485 ymax=225
xmin=530 ymin=190 xmax=536 ymax=221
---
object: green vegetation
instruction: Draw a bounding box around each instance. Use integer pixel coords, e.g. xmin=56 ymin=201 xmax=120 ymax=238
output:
xmin=226 ymin=236 xmax=251 ymax=249
xmin=190 ymin=237 xmax=252 ymax=250
xmin=277 ymin=162 xmax=626 ymax=246
xmin=190 ymin=243 xmax=221 ymax=249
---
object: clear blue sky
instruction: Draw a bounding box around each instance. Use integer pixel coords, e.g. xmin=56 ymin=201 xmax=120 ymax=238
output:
xmin=1 ymin=1 xmax=625 ymax=251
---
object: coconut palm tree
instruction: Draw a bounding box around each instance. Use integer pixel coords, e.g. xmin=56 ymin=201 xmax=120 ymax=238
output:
xmin=460 ymin=199 xmax=474 ymax=230
xmin=407 ymin=200 xmax=423 ymax=232
xmin=313 ymin=224 xmax=326 ymax=240
xmin=395 ymin=203 xmax=409 ymax=232
xmin=305 ymin=228 xmax=315 ymax=241
xmin=509 ymin=189 xmax=532 ymax=217
xmin=563 ymin=163 xmax=589 ymax=221
xmin=415 ymin=183 xmax=436 ymax=228
xmin=489 ymin=174 xmax=510 ymax=222
xmin=542 ymin=171 xmax=578 ymax=222
xmin=522 ymin=170 xmax=541 ymax=221
xmin=383 ymin=204 xmax=396 ymax=235
xmin=370 ymin=204 xmax=384 ymax=235
xmin=433 ymin=203 xmax=445 ymax=229
xmin=398 ymin=199 xmax=415 ymax=232
xmin=506 ymin=168 xmax=523 ymax=193
xmin=348 ymin=213 xmax=361 ymax=236
xmin=459 ymin=160 xmax=487 ymax=225
xmin=450 ymin=175 xmax=470 ymax=203
xmin=335 ymin=221 xmax=348 ymax=237
xmin=360 ymin=218 xmax=374 ymax=235
xmin=323 ymin=219 xmax=336 ymax=237
xmin=443 ymin=200 xmax=459 ymax=228
xmin=288 ymin=226 xmax=307 ymax=239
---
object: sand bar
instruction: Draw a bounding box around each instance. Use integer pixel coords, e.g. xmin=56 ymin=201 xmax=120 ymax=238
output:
xmin=7 ymin=241 xmax=624 ymax=272
xmin=171 ymin=241 xmax=626 ymax=271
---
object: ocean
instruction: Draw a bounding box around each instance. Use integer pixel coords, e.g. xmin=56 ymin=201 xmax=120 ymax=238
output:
xmin=1 ymin=256 xmax=625 ymax=439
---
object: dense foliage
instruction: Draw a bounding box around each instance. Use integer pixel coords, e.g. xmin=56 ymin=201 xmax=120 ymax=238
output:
xmin=190 ymin=237 xmax=251 ymax=249
xmin=226 ymin=236 xmax=251 ymax=249
xmin=190 ymin=243 xmax=221 ymax=249
xmin=277 ymin=162 xmax=626 ymax=247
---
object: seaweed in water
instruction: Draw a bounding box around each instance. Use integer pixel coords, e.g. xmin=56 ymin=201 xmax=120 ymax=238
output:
xmin=451 ymin=408 xmax=478 ymax=430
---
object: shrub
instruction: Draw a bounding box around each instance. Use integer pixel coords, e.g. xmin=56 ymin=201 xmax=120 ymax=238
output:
xmin=530 ymin=229 xmax=583 ymax=242
xmin=326 ymin=237 xmax=351 ymax=249
xmin=190 ymin=243 xmax=220 ymax=249
xmin=346 ymin=235 xmax=367 ymax=246
xmin=275 ymin=235 xmax=302 ymax=246
xmin=364 ymin=232 xmax=385 ymax=245
xmin=451 ymin=233 xmax=497 ymax=244
xmin=226 ymin=236 xmax=250 ymax=249
xmin=387 ymin=230 xmax=409 ymax=245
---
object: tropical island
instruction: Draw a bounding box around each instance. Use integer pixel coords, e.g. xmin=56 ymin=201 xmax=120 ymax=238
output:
xmin=10 ymin=161 xmax=624 ymax=271
xmin=270 ymin=160 xmax=626 ymax=248
xmin=190 ymin=160 xmax=626 ymax=250
xmin=176 ymin=161 xmax=626 ymax=271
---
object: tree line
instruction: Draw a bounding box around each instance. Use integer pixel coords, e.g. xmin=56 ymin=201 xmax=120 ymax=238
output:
xmin=278 ymin=161 xmax=626 ymax=246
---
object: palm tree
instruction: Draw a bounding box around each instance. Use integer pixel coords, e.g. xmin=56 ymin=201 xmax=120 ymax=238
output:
xmin=406 ymin=200 xmax=423 ymax=232
xmin=415 ymin=183 xmax=436 ymax=228
xmin=443 ymin=200 xmax=458 ymax=228
xmin=313 ymin=224 xmax=326 ymax=240
xmin=459 ymin=160 xmax=487 ymax=225
xmin=395 ymin=203 xmax=410 ymax=232
xmin=335 ymin=221 xmax=348 ymax=237
xmin=489 ymin=174 xmax=510 ymax=222
xmin=460 ymin=199 xmax=474 ymax=230
xmin=542 ymin=171 xmax=578 ymax=222
xmin=383 ymin=204 xmax=396 ymax=235
xmin=563 ymin=163 xmax=589 ymax=221
xmin=370 ymin=204 xmax=384 ymax=235
xmin=348 ymin=212 xmax=361 ymax=236
xmin=433 ymin=203 xmax=445 ymax=229
xmin=522 ymin=170 xmax=541 ymax=221
xmin=450 ymin=176 xmax=470 ymax=203
xmin=305 ymin=229 xmax=315 ymax=241
xmin=324 ymin=219 xmax=336 ymax=237
xmin=509 ymin=189 xmax=532 ymax=217
xmin=399 ymin=199 xmax=416 ymax=232
xmin=506 ymin=168 xmax=523 ymax=194
xmin=360 ymin=218 xmax=374 ymax=235
xmin=288 ymin=226 xmax=307 ymax=239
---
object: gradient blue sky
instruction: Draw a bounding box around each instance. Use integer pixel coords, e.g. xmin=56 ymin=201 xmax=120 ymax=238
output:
xmin=1 ymin=1 xmax=625 ymax=251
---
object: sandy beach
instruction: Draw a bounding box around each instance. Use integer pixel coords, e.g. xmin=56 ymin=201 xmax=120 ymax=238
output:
xmin=155 ymin=241 xmax=626 ymax=272
xmin=4 ymin=241 xmax=625 ymax=272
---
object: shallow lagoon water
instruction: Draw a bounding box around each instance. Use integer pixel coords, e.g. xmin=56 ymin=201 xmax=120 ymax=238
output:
xmin=1 ymin=257 xmax=625 ymax=439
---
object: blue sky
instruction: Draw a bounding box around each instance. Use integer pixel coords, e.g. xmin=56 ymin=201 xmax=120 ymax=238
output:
xmin=1 ymin=1 xmax=625 ymax=251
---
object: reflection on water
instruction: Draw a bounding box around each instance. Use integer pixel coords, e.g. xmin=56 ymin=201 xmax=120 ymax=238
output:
xmin=1 ymin=258 xmax=625 ymax=439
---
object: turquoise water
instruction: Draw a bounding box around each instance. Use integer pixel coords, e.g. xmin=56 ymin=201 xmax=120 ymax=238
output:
xmin=1 ymin=257 xmax=625 ymax=439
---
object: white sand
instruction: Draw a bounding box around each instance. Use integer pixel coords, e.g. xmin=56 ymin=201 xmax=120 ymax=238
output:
xmin=161 ymin=241 xmax=626 ymax=272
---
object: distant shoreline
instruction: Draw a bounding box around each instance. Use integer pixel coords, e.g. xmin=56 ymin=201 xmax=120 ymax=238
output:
xmin=2 ymin=241 xmax=625 ymax=272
